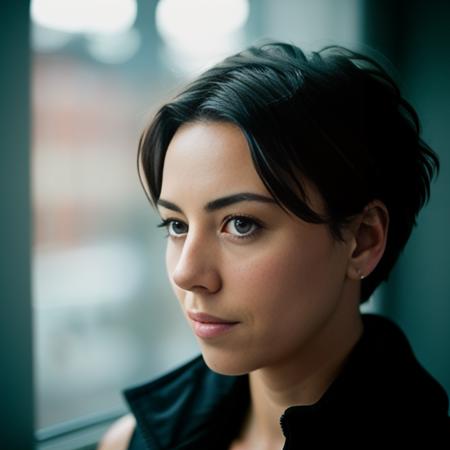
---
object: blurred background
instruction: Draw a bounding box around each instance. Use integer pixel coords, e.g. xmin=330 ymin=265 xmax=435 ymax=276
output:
xmin=1 ymin=1 xmax=449 ymax=449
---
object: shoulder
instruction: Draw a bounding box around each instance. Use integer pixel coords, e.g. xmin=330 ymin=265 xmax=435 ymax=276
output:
xmin=97 ymin=414 xmax=136 ymax=450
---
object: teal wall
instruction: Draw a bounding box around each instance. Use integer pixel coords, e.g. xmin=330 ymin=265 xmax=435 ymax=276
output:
xmin=364 ymin=0 xmax=450 ymax=405
xmin=0 ymin=1 xmax=34 ymax=449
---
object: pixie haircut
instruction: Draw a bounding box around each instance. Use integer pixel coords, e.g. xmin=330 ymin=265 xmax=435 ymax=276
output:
xmin=138 ymin=41 xmax=439 ymax=303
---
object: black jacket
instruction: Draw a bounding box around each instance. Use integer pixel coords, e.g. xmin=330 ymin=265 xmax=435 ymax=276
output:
xmin=124 ymin=314 xmax=450 ymax=449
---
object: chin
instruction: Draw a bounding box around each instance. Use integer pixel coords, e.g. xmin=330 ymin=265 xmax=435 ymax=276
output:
xmin=200 ymin=346 xmax=259 ymax=376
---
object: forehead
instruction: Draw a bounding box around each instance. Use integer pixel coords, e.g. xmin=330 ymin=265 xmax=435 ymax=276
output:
xmin=160 ymin=121 xmax=271 ymax=200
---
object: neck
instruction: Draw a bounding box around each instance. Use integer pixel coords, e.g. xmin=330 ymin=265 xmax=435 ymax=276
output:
xmin=240 ymin=296 xmax=363 ymax=448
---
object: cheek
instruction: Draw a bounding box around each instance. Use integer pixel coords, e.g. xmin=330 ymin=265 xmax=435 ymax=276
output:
xmin=228 ymin=231 xmax=345 ymax=320
xmin=241 ymin=237 xmax=324 ymax=289
xmin=165 ymin=243 xmax=184 ymax=300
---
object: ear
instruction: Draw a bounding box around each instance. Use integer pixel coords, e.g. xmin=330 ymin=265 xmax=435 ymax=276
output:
xmin=347 ymin=200 xmax=389 ymax=280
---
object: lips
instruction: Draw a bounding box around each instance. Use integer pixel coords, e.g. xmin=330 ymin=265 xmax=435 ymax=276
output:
xmin=187 ymin=311 xmax=239 ymax=339
xmin=187 ymin=311 xmax=238 ymax=324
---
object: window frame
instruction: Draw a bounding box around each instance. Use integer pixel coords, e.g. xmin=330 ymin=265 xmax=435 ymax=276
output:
xmin=1 ymin=1 xmax=34 ymax=449
xmin=35 ymin=409 xmax=126 ymax=450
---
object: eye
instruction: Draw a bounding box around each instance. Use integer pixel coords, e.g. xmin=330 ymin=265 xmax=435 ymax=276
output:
xmin=223 ymin=215 xmax=262 ymax=239
xmin=156 ymin=219 xmax=187 ymax=237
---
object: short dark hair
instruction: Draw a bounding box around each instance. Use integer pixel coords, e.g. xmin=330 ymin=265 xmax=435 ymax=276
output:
xmin=137 ymin=40 xmax=439 ymax=303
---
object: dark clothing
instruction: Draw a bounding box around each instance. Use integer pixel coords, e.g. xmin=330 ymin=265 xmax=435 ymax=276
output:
xmin=124 ymin=314 xmax=450 ymax=449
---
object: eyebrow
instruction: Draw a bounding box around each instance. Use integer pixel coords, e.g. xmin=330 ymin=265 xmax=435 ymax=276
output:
xmin=157 ymin=192 xmax=277 ymax=213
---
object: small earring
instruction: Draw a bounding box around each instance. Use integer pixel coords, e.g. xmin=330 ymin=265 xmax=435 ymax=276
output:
xmin=356 ymin=268 xmax=365 ymax=280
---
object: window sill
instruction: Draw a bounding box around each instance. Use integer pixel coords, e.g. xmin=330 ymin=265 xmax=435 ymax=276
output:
xmin=35 ymin=409 xmax=126 ymax=450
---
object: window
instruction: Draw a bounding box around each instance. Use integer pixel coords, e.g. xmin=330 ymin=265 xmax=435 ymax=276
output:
xmin=31 ymin=0 xmax=202 ymax=443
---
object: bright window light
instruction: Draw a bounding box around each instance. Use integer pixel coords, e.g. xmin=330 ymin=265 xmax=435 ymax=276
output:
xmin=155 ymin=0 xmax=249 ymax=74
xmin=31 ymin=0 xmax=137 ymax=34
xmin=156 ymin=0 xmax=249 ymax=40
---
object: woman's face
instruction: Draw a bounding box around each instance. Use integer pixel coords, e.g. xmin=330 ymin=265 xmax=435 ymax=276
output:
xmin=158 ymin=121 xmax=357 ymax=375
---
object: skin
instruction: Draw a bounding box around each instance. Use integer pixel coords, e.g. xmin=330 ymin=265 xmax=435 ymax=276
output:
xmin=157 ymin=120 xmax=388 ymax=449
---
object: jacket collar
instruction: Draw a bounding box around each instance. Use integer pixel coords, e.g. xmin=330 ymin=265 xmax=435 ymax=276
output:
xmin=124 ymin=354 xmax=249 ymax=449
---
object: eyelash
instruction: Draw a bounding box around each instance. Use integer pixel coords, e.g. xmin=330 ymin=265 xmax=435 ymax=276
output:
xmin=156 ymin=214 xmax=263 ymax=241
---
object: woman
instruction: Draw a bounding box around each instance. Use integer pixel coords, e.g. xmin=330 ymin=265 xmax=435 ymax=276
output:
xmin=99 ymin=41 xmax=449 ymax=449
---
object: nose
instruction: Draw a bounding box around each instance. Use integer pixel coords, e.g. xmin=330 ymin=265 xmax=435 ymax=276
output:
xmin=171 ymin=231 xmax=222 ymax=294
